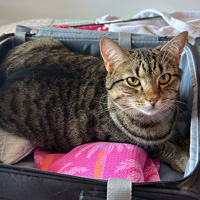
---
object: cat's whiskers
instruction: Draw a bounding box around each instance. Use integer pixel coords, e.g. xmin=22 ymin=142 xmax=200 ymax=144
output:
xmin=161 ymin=100 xmax=181 ymax=115
xmin=95 ymin=108 xmax=109 ymax=116
xmin=175 ymin=105 xmax=185 ymax=114
xmin=108 ymin=96 xmax=135 ymax=114
xmin=98 ymin=94 xmax=108 ymax=99
xmin=175 ymin=100 xmax=191 ymax=110
xmin=94 ymin=100 xmax=108 ymax=105
xmin=166 ymin=94 xmax=192 ymax=111
xmin=135 ymin=101 xmax=145 ymax=106
xmin=172 ymin=100 xmax=191 ymax=116
xmin=93 ymin=93 xmax=109 ymax=105
xmin=94 ymin=94 xmax=110 ymax=117
xmin=94 ymin=95 xmax=108 ymax=105
xmin=110 ymin=106 xmax=135 ymax=120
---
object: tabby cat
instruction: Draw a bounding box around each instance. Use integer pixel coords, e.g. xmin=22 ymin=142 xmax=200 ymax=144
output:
xmin=0 ymin=31 xmax=189 ymax=173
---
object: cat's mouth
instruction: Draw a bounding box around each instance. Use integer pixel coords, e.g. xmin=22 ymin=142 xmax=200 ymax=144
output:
xmin=121 ymin=101 xmax=168 ymax=116
xmin=119 ymin=104 xmax=165 ymax=117
xmin=138 ymin=103 xmax=170 ymax=116
xmin=111 ymin=96 xmax=171 ymax=117
xmin=142 ymin=107 xmax=162 ymax=116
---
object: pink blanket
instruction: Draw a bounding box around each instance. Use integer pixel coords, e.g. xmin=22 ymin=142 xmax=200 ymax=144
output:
xmin=34 ymin=142 xmax=160 ymax=182
xmin=54 ymin=24 xmax=109 ymax=31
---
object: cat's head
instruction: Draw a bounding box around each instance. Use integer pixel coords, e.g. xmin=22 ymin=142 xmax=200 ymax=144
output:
xmin=100 ymin=32 xmax=188 ymax=117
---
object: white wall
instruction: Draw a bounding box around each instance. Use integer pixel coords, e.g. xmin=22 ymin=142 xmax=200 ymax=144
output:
xmin=0 ymin=0 xmax=199 ymax=26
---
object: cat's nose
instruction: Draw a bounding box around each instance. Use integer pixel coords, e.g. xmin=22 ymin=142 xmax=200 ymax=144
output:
xmin=147 ymin=98 xmax=159 ymax=106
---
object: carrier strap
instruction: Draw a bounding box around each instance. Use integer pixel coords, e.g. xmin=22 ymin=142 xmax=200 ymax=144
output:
xmin=119 ymin=32 xmax=132 ymax=50
xmin=107 ymin=178 xmax=132 ymax=200
xmin=14 ymin=31 xmax=26 ymax=44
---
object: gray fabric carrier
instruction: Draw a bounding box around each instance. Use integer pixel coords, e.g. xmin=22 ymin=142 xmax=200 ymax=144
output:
xmin=16 ymin=25 xmax=198 ymax=177
xmin=0 ymin=26 xmax=199 ymax=200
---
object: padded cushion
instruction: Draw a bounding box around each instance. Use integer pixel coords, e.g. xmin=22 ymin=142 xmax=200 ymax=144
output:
xmin=34 ymin=142 xmax=160 ymax=182
xmin=0 ymin=128 xmax=35 ymax=164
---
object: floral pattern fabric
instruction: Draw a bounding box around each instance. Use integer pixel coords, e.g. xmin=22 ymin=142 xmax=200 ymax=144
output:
xmin=34 ymin=142 xmax=160 ymax=183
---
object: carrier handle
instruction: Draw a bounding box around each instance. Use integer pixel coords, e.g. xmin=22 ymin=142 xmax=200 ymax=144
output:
xmin=107 ymin=178 xmax=132 ymax=200
xmin=79 ymin=178 xmax=150 ymax=200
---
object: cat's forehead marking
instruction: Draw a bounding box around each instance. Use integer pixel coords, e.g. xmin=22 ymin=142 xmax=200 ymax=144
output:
xmin=129 ymin=49 xmax=163 ymax=77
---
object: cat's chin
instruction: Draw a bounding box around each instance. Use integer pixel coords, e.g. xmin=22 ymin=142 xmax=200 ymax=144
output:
xmin=141 ymin=109 xmax=161 ymax=116
xmin=136 ymin=106 xmax=167 ymax=117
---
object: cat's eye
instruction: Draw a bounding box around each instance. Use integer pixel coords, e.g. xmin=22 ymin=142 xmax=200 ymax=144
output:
xmin=159 ymin=73 xmax=171 ymax=85
xmin=127 ymin=77 xmax=140 ymax=87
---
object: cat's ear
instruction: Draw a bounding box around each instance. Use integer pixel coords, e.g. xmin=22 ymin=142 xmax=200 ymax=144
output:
xmin=160 ymin=31 xmax=188 ymax=63
xmin=100 ymin=37 xmax=130 ymax=73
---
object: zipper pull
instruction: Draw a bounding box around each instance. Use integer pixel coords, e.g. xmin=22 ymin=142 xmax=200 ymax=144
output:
xmin=30 ymin=29 xmax=38 ymax=35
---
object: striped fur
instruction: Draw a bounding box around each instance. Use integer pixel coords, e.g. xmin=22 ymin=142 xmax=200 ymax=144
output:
xmin=0 ymin=34 xmax=189 ymax=172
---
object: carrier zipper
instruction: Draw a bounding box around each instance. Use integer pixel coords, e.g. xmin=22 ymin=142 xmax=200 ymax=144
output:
xmin=15 ymin=25 xmax=38 ymax=38
xmin=30 ymin=29 xmax=38 ymax=35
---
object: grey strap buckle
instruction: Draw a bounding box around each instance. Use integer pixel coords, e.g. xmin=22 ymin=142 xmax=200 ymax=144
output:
xmin=107 ymin=178 xmax=132 ymax=200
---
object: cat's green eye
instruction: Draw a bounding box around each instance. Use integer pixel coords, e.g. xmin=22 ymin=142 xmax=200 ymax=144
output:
xmin=159 ymin=73 xmax=171 ymax=85
xmin=127 ymin=77 xmax=140 ymax=87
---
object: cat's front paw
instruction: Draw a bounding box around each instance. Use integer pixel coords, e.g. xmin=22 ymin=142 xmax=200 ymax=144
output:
xmin=170 ymin=151 xmax=189 ymax=173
